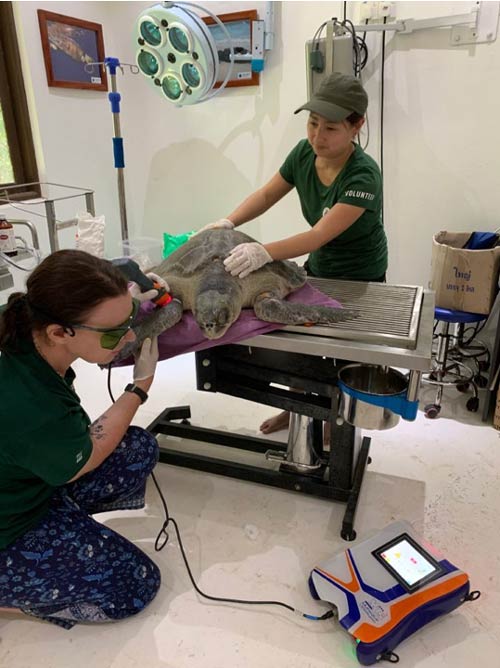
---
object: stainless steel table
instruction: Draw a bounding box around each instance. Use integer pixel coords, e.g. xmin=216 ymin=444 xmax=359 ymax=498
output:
xmin=148 ymin=279 xmax=434 ymax=540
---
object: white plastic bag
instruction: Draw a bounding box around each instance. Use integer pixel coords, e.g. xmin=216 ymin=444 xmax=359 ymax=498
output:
xmin=75 ymin=212 xmax=105 ymax=257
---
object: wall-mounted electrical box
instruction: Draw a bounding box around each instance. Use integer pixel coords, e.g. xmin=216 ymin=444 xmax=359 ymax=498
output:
xmin=305 ymin=28 xmax=353 ymax=98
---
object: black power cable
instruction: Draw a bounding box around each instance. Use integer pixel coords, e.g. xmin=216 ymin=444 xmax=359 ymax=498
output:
xmin=339 ymin=17 xmax=369 ymax=150
xmin=105 ymin=364 xmax=336 ymax=622
xmin=149 ymin=470 xmax=333 ymax=620
xmin=380 ymin=17 xmax=387 ymax=224
xmin=349 ymin=19 xmax=361 ymax=76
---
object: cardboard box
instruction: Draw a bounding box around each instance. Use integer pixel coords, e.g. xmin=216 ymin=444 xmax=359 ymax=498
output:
xmin=494 ymin=383 xmax=500 ymax=431
xmin=430 ymin=231 xmax=500 ymax=315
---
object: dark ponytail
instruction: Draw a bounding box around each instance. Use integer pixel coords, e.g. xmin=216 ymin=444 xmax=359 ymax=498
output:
xmin=0 ymin=249 xmax=128 ymax=352
xmin=0 ymin=292 xmax=32 ymax=352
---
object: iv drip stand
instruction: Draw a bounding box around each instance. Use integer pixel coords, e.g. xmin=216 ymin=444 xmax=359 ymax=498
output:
xmin=86 ymin=57 xmax=139 ymax=245
xmin=105 ymin=57 xmax=128 ymax=243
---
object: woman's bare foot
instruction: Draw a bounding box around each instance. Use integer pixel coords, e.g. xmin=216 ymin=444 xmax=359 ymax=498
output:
xmin=0 ymin=606 xmax=23 ymax=615
xmin=260 ymin=411 xmax=290 ymax=434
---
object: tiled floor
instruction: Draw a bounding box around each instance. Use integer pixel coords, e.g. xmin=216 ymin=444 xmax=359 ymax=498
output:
xmin=1 ymin=352 xmax=499 ymax=668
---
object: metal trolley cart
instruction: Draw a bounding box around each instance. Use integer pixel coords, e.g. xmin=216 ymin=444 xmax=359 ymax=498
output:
xmin=0 ymin=181 xmax=96 ymax=252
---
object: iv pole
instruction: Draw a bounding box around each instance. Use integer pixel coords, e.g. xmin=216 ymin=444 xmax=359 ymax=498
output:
xmin=86 ymin=57 xmax=139 ymax=246
xmin=106 ymin=57 xmax=129 ymax=244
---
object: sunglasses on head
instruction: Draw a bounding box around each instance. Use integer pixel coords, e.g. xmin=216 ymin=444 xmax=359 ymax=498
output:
xmin=69 ymin=298 xmax=140 ymax=350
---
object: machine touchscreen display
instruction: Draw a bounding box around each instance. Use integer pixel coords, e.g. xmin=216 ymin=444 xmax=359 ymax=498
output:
xmin=372 ymin=533 xmax=445 ymax=592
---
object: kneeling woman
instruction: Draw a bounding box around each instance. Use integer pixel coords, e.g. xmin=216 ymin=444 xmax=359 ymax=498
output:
xmin=0 ymin=250 xmax=161 ymax=628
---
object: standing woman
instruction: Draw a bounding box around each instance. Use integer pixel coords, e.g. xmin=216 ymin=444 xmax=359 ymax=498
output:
xmin=0 ymin=250 xmax=162 ymax=628
xmin=199 ymin=72 xmax=388 ymax=432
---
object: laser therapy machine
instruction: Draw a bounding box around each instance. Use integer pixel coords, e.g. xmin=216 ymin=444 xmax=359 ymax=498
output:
xmin=309 ymin=520 xmax=479 ymax=664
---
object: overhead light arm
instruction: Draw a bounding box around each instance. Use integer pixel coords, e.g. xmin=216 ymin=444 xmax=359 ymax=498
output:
xmin=352 ymin=1 xmax=499 ymax=45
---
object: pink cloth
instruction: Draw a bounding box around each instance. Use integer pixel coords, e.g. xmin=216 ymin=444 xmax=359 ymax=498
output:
xmin=119 ymin=282 xmax=342 ymax=364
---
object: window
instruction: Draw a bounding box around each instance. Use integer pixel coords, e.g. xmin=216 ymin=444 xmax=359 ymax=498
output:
xmin=0 ymin=2 xmax=39 ymax=199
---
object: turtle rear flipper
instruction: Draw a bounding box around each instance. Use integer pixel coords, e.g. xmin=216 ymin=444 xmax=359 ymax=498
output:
xmin=253 ymin=293 xmax=359 ymax=326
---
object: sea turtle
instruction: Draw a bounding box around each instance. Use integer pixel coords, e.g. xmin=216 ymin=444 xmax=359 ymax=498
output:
xmin=117 ymin=229 xmax=357 ymax=356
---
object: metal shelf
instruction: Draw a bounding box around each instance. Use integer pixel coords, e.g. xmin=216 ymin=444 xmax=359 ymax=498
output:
xmin=0 ymin=181 xmax=95 ymax=252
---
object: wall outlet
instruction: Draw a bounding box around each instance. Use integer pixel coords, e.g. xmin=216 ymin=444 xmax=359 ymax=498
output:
xmin=359 ymin=2 xmax=373 ymax=21
xmin=373 ymin=2 xmax=396 ymax=21
xmin=358 ymin=2 xmax=396 ymax=22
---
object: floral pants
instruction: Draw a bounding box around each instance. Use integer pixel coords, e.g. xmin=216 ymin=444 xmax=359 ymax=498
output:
xmin=0 ymin=426 xmax=161 ymax=629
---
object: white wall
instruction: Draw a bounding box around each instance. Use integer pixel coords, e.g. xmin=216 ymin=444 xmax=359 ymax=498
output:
xmin=8 ymin=0 xmax=500 ymax=286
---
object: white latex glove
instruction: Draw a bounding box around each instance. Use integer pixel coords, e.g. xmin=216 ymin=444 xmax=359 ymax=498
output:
xmin=133 ymin=337 xmax=159 ymax=381
xmin=128 ymin=273 xmax=170 ymax=303
xmin=128 ymin=283 xmax=158 ymax=303
xmin=196 ymin=218 xmax=235 ymax=234
xmin=223 ymin=242 xmax=273 ymax=279
xmin=145 ymin=272 xmax=169 ymax=291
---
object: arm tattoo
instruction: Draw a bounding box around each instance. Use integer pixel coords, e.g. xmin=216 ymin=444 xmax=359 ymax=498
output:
xmin=90 ymin=416 xmax=108 ymax=441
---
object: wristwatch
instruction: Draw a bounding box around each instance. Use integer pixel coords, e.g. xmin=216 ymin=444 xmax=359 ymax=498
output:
xmin=124 ymin=383 xmax=148 ymax=404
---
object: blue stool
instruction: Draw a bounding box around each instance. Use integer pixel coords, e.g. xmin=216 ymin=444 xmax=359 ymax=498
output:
xmin=423 ymin=307 xmax=489 ymax=419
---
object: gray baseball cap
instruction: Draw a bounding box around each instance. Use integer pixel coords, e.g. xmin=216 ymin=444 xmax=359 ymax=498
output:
xmin=295 ymin=72 xmax=368 ymax=122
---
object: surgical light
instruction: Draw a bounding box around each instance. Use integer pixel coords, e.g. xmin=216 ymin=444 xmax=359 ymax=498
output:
xmin=134 ymin=1 xmax=235 ymax=106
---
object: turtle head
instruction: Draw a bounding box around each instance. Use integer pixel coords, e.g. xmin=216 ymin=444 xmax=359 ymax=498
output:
xmin=194 ymin=290 xmax=240 ymax=339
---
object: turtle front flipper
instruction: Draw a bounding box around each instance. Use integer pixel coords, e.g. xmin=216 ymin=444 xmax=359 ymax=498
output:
xmin=113 ymin=298 xmax=184 ymax=363
xmin=253 ymin=292 xmax=359 ymax=326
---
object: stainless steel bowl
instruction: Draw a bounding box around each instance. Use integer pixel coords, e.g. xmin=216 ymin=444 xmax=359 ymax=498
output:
xmin=338 ymin=364 xmax=408 ymax=430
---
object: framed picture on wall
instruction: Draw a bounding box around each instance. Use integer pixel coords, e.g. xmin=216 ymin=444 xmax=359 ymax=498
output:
xmin=203 ymin=10 xmax=260 ymax=88
xmin=37 ymin=9 xmax=108 ymax=91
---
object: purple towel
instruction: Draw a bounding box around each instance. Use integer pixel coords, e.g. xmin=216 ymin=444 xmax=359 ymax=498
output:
xmin=119 ymin=282 xmax=342 ymax=364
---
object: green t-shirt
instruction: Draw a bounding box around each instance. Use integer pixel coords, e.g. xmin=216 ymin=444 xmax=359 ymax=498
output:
xmin=0 ymin=340 xmax=92 ymax=549
xmin=279 ymin=139 xmax=388 ymax=280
